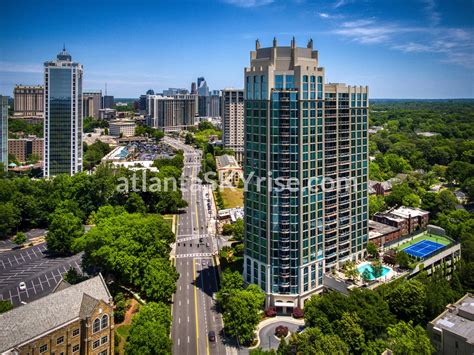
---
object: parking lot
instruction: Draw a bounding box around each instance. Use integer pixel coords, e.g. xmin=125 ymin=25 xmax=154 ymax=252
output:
xmin=0 ymin=243 xmax=83 ymax=307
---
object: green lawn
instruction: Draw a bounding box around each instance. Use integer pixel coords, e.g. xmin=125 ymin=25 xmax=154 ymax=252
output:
xmin=398 ymin=233 xmax=451 ymax=251
xmin=220 ymin=188 xmax=244 ymax=209
xmin=116 ymin=324 xmax=131 ymax=339
xmin=162 ymin=214 xmax=176 ymax=233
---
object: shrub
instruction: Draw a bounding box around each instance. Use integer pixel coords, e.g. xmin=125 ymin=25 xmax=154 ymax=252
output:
xmin=265 ymin=307 xmax=277 ymax=317
xmin=275 ymin=325 xmax=289 ymax=338
xmin=292 ymin=307 xmax=304 ymax=319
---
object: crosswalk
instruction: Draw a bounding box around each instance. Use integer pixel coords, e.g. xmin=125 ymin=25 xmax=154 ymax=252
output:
xmin=175 ymin=252 xmax=213 ymax=259
xmin=177 ymin=234 xmax=208 ymax=242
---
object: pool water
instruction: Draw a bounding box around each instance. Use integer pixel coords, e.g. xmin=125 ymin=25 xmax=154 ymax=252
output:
xmin=357 ymin=263 xmax=391 ymax=280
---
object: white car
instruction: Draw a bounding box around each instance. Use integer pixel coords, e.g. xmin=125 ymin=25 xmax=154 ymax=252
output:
xmin=19 ymin=282 xmax=26 ymax=291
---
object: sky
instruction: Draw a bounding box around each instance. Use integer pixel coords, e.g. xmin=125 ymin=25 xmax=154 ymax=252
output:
xmin=0 ymin=0 xmax=473 ymax=98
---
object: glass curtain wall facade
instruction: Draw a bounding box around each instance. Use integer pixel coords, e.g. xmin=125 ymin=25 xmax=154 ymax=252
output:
xmin=44 ymin=49 xmax=83 ymax=177
xmin=244 ymin=39 xmax=368 ymax=309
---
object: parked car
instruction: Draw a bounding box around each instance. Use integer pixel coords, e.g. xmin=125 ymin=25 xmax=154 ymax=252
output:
xmin=19 ymin=282 xmax=26 ymax=291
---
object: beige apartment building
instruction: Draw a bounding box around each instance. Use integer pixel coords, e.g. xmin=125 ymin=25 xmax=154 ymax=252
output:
xmin=13 ymin=85 xmax=44 ymax=117
xmin=8 ymin=137 xmax=44 ymax=162
xmin=109 ymin=119 xmax=136 ymax=137
xmin=0 ymin=275 xmax=114 ymax=355
xmin=221 ymin=89 xmax=244 ymax=163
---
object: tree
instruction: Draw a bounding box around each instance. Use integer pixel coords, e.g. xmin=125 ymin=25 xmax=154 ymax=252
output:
xmin=222 ymin=286 xmax=265 ymax=345
xmin=362 ymin=269 xmax=372 ymax=283
xmin=141 ymin=258 xmax=179 ymax=303
xmin=232 ymin=218 xmax=244 ymax=242
xmin=63 ymin=267 xmax=87 ymax=285
xmin=395 ymin=251 xmax=411 ymax=269
xmin=13 ymin=232 xmax=27 ymax=246
xmin=125 ymin=302 xmax=172 ymax=355
xmin=0 ymin=202 xmax=21 ymax=239
xmin=334 ymin=312 xmax=365 ymax=353
xmin=114 ymin=292 xmax=127 ymax=323
xmin=387 ymin=279 xmax=426 ymax=324
xmin=402 ymin=193 xmax=421 ymax=207
xmin=366 ymin=242 xmax=378 ymax=258
xmin=436 ymin=190 xmax=458 ymax=213
xmin=46 ymin=212 xmax=84 ymax=255
xmin=74 ymin=213 xmax=175 ymax=296
xmin=222 ymin=223 xmax=234 ymax=236
xmin=0 ymin=300 xmax=13 ymax=314
xmin=386 ymin=321 xmax=433 ymax=354
xmin=125 ymin=193 xmax=147 ymax=214
xmin=288 ymin=327 xmax=349 ymax=354
xmin=342 ymin=261 xmax=359 ymax=281
xmin=369 ymin=195 xmax=386 ymax=218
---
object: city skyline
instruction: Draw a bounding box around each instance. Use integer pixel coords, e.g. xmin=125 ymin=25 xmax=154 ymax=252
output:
xmin=1 ymin=0 xmax=473 ymax=99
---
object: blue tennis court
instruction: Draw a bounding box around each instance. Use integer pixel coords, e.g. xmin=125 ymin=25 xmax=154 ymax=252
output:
xmin=404 ymin=240 xmax=445 ymax=258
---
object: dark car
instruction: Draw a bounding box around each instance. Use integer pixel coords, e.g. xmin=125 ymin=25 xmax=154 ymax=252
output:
xmin=208 ymin=331 xmax=216 ymax=342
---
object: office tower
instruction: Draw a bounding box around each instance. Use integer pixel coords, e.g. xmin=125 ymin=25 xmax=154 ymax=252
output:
xmin=222 ymin=89 xmax=244 ymax=163
xmin=147 ymin=94 xmax=197 ymax=129
xmin=13 ymin=85 xmax=44 ymax=117
xmin=44 ymin=47 xmax=83 ymax=177
xmin=0 ymin=96 xmax=7 ymax=170
xmin=83 ymin=90 xmax=102 ymax=119
xmin=243 ymin=38 xmax=369 ymax=309
xmin=139 ymin=89 xmax=155 ymax=113
xmin=209 ymin=90 xmax=221 ymax=118
xmin=191 ymin=82 xmax=197 ymax=95
xmin=102 ymin=95 xmax=114 ymax=109
xmin=198 ymin=96 xmax=209 ymax=117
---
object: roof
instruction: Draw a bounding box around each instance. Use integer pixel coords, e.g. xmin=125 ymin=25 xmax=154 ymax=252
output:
xmin=390 ymin=206 xmax=429 ymax=218
xmin=216 ymin=154 xmax=240 ymax=169
xmin=0 ymin=274 xmax=111 ymax=352
xmin=431 ymin=294 xmax=474 ymax=344
xmin=369 ymin=219 xmax=400 ymax=239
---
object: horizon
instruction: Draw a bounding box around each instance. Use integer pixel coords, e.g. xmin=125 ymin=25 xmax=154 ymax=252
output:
xmin=1 ymin=0 xmax=473 ymax=99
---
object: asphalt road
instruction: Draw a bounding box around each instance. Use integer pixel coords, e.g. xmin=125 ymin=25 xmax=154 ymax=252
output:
xmin=166 ymin=137 xmax=226 ymax=355
xmin=0 ymin=242 xmax=83 ymax=307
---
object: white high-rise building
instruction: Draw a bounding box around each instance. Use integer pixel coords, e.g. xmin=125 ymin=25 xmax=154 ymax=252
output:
xmin=44 ymin=47 xmax=83 ymax=177
xmin=221 ymin=89 xmax=244 ymax=163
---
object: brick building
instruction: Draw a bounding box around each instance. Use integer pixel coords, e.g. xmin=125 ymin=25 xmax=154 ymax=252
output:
xmin=373 ymin=206 xmax=429 ymax=237
xmin=0 ymin=274 xmax=114 ymax=355
xmin=8 ymin=137 xmax=44 ymax=163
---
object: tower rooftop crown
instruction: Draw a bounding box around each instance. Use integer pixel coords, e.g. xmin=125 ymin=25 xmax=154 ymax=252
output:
xmin=57 ymin=45 xmax=72 ymax=61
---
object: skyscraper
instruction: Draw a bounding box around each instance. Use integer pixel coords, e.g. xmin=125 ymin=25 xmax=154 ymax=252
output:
xmin=44 ymin=47 xmax=83 ymax=177
xmin=0 ymin=95 xmax=8 ymax=170
xmin=147 ymin=94 xmax=197 ymax=130
xmin=222 ymin=89 xmax=244 ymax=163
xmin=209 ymin=90 xmax=221 ymax=118
xmin=82 ymin=90 xmax=102 ymax=119
xmin=102 ymin=95 xmax=114 ymax=109
xmin=243 ymin=38 xmax=369 ymax=310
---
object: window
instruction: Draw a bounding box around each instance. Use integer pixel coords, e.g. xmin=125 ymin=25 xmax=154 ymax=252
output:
xmin=72 ymin=344 xmax=80 ymax=353
xmin=101 ymin=314 xmax=109 ymax=329
xmin=39 ymin=344 xmax=48 ymax=353
xmin=57 ymin=335 xmax=64 ymax=344
xmin=99 ymin=351 xmax=108 ymax=355
xmin=93 ymin=318 xmax=101 ymax=333
xmin=93 ymin=339 xmax=101 ymax=349
xmin=72 ymin=328 xmax=80 ymax=337
xmin=101 ymin=335 xmax=108 ymax=344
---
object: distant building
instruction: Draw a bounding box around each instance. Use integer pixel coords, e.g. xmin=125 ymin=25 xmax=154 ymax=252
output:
xmin=102 ymin=95 xmax=114 ymax=109
xmin=44 ymin=47 xmax=83 ymax=177
xmin=98 ymin=108 xmax=117 ymax=120
xmin=216 ymin=154 xmax=243 ymax=187
xmin=427 ymin=293 xmax=474 ymax=355
xmin=109 ymin=119 xmax=136 ymax=137
xmin=13 ymin=85 xmax=44 ymax=117
xmin=373 ymin=206 xmax=430 ymax=237
xmin=147 ymin=94 xmax=197 ymax=130
xmin=0 ymin=95 xmax=7 ymax=169
xmin=191 ymin=82 xmax=197 ymax=95
xmin=139 ymin=95 xmax=148 ymax=112
xmin=8 ymin=137 xmax=44 ymax=163
xmin=221 ymin=89 xmax=244 ymax=163
xmin=0 ymin=274 xmax=114 ymax=354
xmin=198 ymin=96 xmax=210 ymax=117
xmin=209 ymin=90 xmax=221 ymax=118
xmin=83 ymin=90 xmax=102 ymax=119
xmin=163 ymin=88 xmax=189 ymax=96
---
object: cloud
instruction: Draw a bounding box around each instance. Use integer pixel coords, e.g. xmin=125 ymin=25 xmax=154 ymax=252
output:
xmin=318 ymin=12 xmax=329 ymax=18
xmin=222 ymin=0 xmax=274 ymax=8
xmin=422 ymin=0 xmax=441 ymax=26
xmin=333 ymin=0 xmax=347 ymax=8
xmin=0 ymin=62 xmax=42 ymax=74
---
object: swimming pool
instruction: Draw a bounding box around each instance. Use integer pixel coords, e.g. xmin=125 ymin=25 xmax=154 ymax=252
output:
xmin=357 ymin=263 xmax=391 ymax=280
